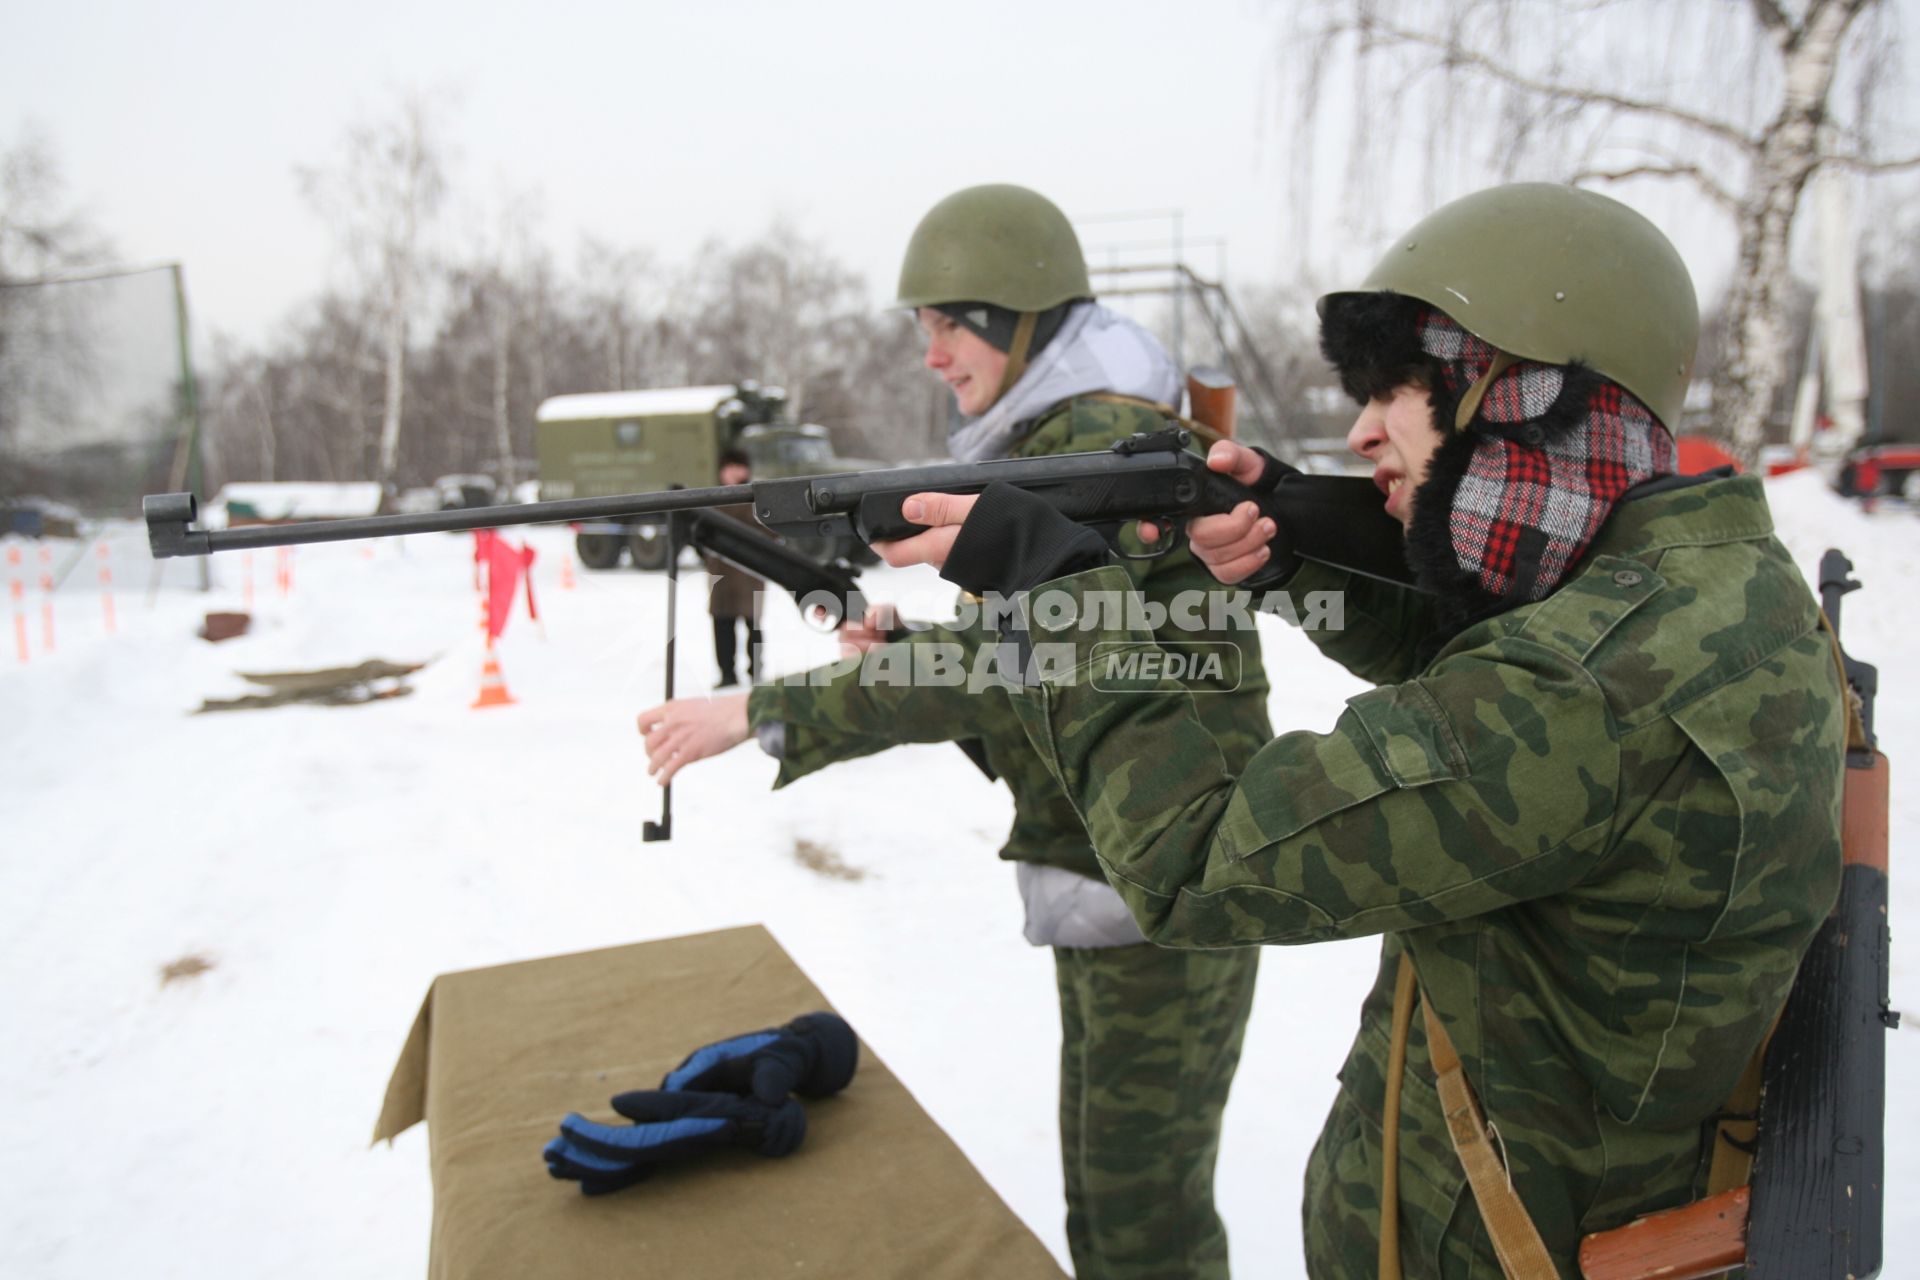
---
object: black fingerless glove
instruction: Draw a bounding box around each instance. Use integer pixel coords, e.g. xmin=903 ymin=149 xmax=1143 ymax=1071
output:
xmin=939 ymin=482 xmax=1111 ymax=598
xmin=1238 ymin=447 xmax=1303 ymax=588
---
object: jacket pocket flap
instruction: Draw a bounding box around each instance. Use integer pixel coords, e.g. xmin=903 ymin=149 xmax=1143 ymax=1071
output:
xmin=1347 ymin=681 xmax=1470 ymax=788
xmin=1218 ymin=681 xmax=1470 ymax=859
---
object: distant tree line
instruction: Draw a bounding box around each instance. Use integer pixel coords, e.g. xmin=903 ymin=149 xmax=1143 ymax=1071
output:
xmin=198 ymin=222 xmax=946 ymax=494
xmin=191 ymin=93 xmax=946 ymax=496
xmin=8 ymin=49 xmax=1920 ymax=514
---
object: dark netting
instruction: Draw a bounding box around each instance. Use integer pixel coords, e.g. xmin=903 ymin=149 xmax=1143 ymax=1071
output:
xmin=0 ymin=264 xmax=198 ymax=521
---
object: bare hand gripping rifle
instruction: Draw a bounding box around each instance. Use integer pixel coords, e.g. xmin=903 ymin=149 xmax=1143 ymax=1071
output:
xmin=145 ymin=428 xmax=1420 ymax=840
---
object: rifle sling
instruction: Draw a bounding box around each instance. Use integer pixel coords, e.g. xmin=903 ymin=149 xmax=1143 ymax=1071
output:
xmin=1705 ymin=1011 xmax=1775 ymax=1197
xmin=1381 ymin=952 xmax=1558 ymax=1279
xmin=1378 ymin=954 xmax=1418 ymax=1280
xmin=1079 ymin=392 xmax=1227 ymax=450
xmin=1818 ymin=611 xmax=1871 ymax=754
xmin=1383 ymin=955 xmax=1780 ymax=1277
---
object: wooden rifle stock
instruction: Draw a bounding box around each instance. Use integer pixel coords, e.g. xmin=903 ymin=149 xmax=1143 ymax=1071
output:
xmin=1578 ymin=1188 xmax=1749 ymax=1280
xmin=1186 ymin=366 xmax=1236 ymax=439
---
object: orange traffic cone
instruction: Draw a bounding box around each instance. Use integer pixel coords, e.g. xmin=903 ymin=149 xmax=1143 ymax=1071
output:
xmin=472 ymin=651 xmax=516 ymax=708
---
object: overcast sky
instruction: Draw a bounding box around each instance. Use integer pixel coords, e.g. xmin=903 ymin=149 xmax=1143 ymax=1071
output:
xmin=10 ymin=0 xmax=1920 ymax=353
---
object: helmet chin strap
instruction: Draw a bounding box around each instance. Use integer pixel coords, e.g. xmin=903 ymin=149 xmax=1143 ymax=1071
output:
xmin=989 ymin=310 xmax=1040 ymax=408
xmin=1453 ymin=348 xmax=1518 ymax=431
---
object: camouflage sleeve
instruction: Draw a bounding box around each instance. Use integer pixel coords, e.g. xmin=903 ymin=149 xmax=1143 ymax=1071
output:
xmin=1281 ymin=560 xmax=1440 ymax=688
xmin=745 ymin=617 xmax=1021 ymax=787
xmin=1009 ymin=565 xmax=1621 ymax=946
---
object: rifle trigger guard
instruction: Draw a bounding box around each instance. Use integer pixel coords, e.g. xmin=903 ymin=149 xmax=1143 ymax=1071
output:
xmin=1113 ymin=517 xmax=1179 ymax=562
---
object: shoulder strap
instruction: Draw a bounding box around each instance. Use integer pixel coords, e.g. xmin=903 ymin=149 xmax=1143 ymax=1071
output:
xmin=1704 ymin=1011 xmax=1778 ymax=1196
xmin=1382 ymin=952 xmax=1559 ymax=1278
xmin=1077 ymin=391 xmax=1228 ymax=450
xmin=1817 ymin=611 xmax=1870 ymax=754
xmin=1383 ymin=950 xmax=1776 ymax=1278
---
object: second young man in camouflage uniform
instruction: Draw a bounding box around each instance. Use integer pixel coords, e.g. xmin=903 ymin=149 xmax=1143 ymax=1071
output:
xmin=882 ymin=184 xmax=1845 ymax=1277
xmin=638 ymin=185 xmax=1270 ymax=1280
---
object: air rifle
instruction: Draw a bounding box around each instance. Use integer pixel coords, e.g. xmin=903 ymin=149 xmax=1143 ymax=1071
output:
xmin=145 ymin=429 xmax=1420 ymax=843
xmin=681 ymin=508 xmax=863 ymax=628
xmin=143 ymin=428 xmax=1419 ymax=591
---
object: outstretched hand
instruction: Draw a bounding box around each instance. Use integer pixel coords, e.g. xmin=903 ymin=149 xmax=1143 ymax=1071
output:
xmin=637 ymin=693 xmax=751 ymax=786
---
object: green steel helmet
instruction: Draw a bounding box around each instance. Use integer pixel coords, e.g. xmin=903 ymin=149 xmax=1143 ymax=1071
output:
xmin=1320 ymin=183 xmax=1699 ymax=428
xmin=892 ymin=184 xmax=1092 ymax=313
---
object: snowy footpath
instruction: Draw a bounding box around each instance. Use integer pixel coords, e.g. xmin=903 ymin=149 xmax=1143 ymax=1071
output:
xmin=4 ymin=471 xmax=1917 ymax=1278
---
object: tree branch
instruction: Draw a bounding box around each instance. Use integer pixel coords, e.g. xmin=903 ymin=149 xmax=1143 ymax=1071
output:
xmin=1821 ymin=149 xmax=1920 ymax=173
xmin=1746 ymin=0 xmax=1794 ymax=43
xmin=1357 ymin=15 xmax=1758 ymax=152
xmin=1569 ymin=162 xmax=1742 ymax=212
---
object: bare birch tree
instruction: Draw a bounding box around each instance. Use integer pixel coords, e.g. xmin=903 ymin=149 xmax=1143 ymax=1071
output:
xmin=299 ymin=93 xmax=449 ymax=489
xmin=1282 ymin=0 xmax=1920 ymax=466
xmin=682 ymin=224 xmax=866 ymax=422
xmin=0 ymin=128 xmax=114 ymax=479
xmin=571 ymin=237 xmax=666 ymax=390
xmin=460 ymin=192 xmax=547 ymax=487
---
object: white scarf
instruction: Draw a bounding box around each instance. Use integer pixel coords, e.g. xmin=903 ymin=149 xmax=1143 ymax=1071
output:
xmin=945 ymin=301 xmax=1182 ymax=462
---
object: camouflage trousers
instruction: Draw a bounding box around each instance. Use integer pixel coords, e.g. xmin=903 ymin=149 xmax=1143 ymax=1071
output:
xmin=1054 ymin=942 xmax=1259 ymax=1280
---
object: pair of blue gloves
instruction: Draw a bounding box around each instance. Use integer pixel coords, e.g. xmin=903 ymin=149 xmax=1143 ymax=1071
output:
xmin=542 ymin=1012 xmax=859 ymax=1195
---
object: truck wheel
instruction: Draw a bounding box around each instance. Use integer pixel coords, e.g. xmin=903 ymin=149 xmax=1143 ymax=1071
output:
xmin=627 ymin=526 xmax=670 ymax=571
xmin=576 ymin=533 xmax=624 ymax=570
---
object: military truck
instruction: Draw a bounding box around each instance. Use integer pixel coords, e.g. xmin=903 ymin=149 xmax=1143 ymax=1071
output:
xmin=534 ymin=382 xmax=874 ymax=569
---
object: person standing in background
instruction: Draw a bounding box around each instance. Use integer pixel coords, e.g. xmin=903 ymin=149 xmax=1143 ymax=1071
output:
xmin=706 ymin=447 xmax=763 ymax=688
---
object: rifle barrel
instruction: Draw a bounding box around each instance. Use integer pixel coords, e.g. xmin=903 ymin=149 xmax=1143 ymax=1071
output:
xmin=144 ymin=485 xmax=754 ymax=558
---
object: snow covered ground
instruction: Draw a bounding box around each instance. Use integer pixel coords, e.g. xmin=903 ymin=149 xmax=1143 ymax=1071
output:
xmin=3 ymin=473 xmax=1917 ymax=1279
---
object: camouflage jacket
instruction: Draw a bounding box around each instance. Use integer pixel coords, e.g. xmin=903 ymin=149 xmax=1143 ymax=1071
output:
xmin=746 ymin=395 xmax=1272 ymax=878
xmin=1005 ymin=473 xmax=1845 ymax=1275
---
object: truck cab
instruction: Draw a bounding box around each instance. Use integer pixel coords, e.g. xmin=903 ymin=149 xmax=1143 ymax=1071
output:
xmin=534 ymin=383 xmax=871 ymax=569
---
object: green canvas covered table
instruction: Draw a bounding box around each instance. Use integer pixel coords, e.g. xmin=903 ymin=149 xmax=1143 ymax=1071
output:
xmin=375 ymin=924 xmax=1066 ymax=1279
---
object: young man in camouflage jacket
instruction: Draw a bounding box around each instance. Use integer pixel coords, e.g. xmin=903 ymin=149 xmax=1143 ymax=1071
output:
xmin=638 ymin=185 xmax=1271 ymax=1280
xmin=879 ymin=184 xmax=1845 ymax=1278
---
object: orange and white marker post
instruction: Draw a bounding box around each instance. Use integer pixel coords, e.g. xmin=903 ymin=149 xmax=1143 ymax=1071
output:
xmin=37 ymin=545 xmax=54 ymax=654
xmin=7 ymin=546 xmax=26 ymax=664
xmin=96 ymin=543 xmax=117 ymax=634
xmin=472 ymin=576 xmax=515 ymax=708
xmin=472 ymin=641 xmax=516 ymax=708
xmin=275 ymin=546 xmax=293 ymax=597
xmin=242 ymin=550 xmax=255 ymax=612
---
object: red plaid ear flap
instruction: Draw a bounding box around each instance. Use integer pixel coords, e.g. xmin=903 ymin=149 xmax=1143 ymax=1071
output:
xmin=1407 ymin=310 xmax=1676 ymax=614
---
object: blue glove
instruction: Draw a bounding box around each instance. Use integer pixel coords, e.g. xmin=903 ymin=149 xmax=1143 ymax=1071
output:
xmin=543 ymin=1089 xmax=807 ymax=1196
xmin=661 ymin=1011 xmax=858 ymax=1103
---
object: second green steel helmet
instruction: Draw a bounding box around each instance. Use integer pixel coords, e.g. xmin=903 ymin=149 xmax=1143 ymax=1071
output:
xmin=893 ymin=184 xmax=1092 ymax=313
xmin=1320 ymin=183 xmax=1699 ymax=428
